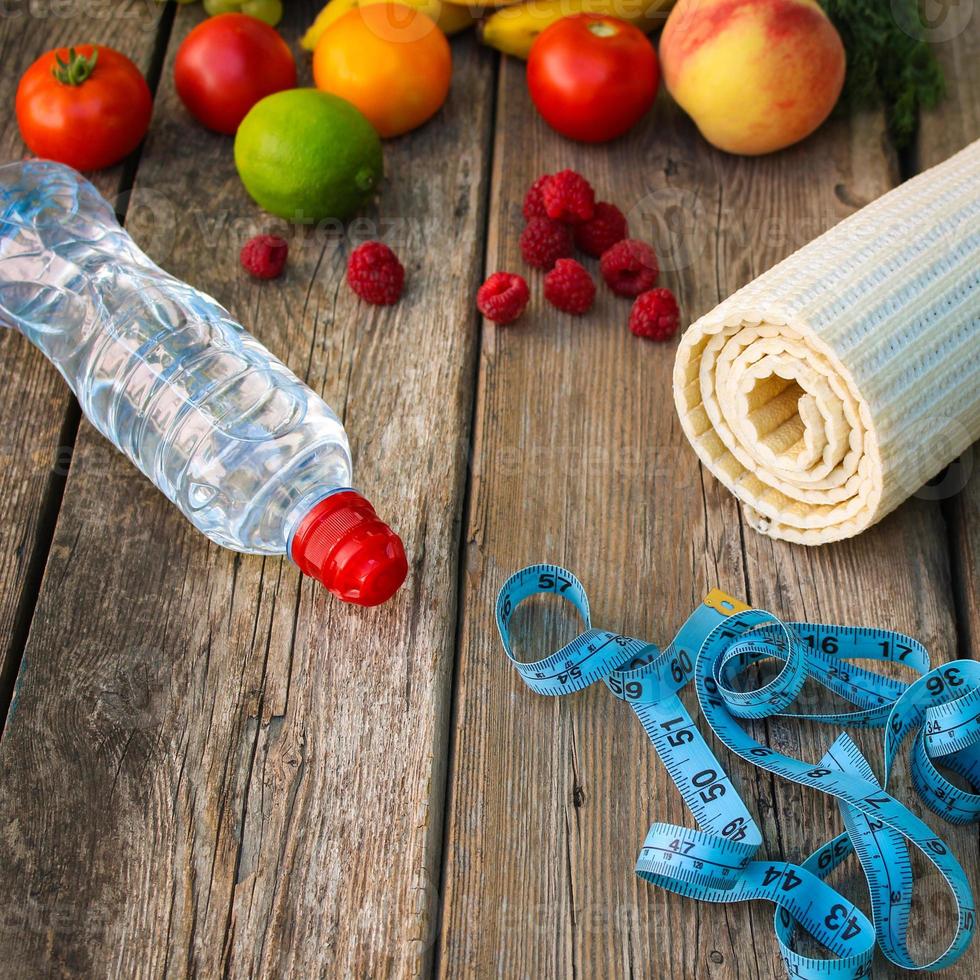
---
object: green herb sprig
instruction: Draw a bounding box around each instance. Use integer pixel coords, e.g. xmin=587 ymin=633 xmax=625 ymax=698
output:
xmin=819 ymin=0 xmax=946 ymax=147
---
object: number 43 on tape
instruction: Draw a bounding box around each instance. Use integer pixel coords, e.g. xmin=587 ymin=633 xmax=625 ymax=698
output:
xmin=496 ymin=564 xmax=980 ymax=978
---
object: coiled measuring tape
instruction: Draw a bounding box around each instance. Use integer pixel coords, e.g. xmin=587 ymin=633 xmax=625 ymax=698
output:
xmin=496 ymin=564 xmax=980 ymax=977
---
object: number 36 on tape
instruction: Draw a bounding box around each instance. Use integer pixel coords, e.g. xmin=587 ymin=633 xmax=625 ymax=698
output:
xmin=495 ymin=564 xmax=980 ymax=977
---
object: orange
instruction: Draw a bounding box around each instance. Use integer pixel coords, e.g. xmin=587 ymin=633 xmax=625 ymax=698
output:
xmin=313 ymin=3 xmax=452 ymax=139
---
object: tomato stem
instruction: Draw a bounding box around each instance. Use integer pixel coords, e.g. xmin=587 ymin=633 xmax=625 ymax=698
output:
xmin=52 ymin=47 xmax=98 ymax=86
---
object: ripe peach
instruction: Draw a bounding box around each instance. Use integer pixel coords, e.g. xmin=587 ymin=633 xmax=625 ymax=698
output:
xmin=660 ymin=0 xmax=846 ymax=155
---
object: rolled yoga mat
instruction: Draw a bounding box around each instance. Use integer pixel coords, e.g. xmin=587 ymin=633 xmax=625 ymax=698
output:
xmin=673 ymin=139 xmax=980 ymax=545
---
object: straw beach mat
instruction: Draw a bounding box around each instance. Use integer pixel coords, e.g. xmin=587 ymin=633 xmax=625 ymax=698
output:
xmin=673 ymin=139 xmax=980 ymax=545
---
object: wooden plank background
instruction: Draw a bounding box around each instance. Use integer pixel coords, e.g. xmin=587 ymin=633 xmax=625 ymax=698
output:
xmin=0 ymin=2 xmax=976 ymax=978
xmin=0 ymin=2 xmax=493 ymax=975
xmin=0 ymin=0 xmax=170 ymax=726
xmin=438 ymin=21 xmax=980 ymax=980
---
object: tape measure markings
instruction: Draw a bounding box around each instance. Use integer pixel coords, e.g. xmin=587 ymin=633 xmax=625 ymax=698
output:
xmin=495 ymin=563 xmax=980 ymax=978
xmin=693 ymin=613 xmax=977 ymax=970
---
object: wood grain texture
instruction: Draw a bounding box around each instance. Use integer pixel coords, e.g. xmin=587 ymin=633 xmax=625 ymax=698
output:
xmin=441 ymin=60 xmax=795 ymax=980
xmin=0 ymin=3 xmax=494 ymax=976
xmin=0 ymin=0 xmax=168 ymax=724
xmin=918 ymin=20 xmax=980 ymax=659
xmin=439 ymin=53 xmax=979 ymax=979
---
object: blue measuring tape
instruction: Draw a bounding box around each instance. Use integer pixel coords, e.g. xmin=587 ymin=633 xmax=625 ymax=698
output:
xmin=496 ymin=564 xmax=980 ymax=977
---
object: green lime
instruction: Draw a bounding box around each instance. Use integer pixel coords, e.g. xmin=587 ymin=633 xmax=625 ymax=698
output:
xmin=234 ymin=89 xmax=383 ymax=224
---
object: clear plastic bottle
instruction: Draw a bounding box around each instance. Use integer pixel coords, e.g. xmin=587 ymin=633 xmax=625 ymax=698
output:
xmin=0 ymin=160 xmax=406 ymax=605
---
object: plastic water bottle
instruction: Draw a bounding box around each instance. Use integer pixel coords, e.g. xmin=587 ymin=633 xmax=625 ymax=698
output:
xmin=0 ymin=160 xmax=407 ymax=606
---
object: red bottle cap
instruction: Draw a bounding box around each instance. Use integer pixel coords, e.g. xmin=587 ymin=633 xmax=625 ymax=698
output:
xmin=291 ymin=491 xmax=407 ymax=606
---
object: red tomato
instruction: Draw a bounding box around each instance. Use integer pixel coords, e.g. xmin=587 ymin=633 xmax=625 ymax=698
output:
xmin=174 ymin=13 xmax=296 ymax=134
xmin=16 ymin=45 xmax=152 ymax=171
xmin=527 ymin=15 xmax=659 ymax=143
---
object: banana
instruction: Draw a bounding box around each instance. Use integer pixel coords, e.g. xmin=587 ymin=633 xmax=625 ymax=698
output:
xmin=301 ymin=0 xmax=476 ymax=50
xmin=480 ymin=0 xmax=675 ymax=59
xmin=427 ymin=1 xmax=479 ymax=32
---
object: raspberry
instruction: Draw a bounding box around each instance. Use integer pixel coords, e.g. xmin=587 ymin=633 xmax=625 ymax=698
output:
xmin=240 ymin=234 xmax=288 ymax=279
xmin=544 ymin=258 xmax=595 ymax=315
xmin=541 ymin=169 xmax=595 ymax=225
xmin=477 ymin=272 xmax=530 ymax=325
xmin=347 ymin=241 xmax=405 ymax=305
xmin=574 ymin=202 xmax=628 ymax=258
xmin=600 ymin=239 xmax=659 ymax=297
xmin=523 ymin=174 xmax=551 ymax=221
xmin=520 ymin=217 xmax=574 ymax=270
xmin=629 ymin=288 xmax=680 ymax=341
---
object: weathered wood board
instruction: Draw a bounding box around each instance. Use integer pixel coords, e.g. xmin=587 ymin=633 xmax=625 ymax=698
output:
xmin=0 ymin=3 xmax=494 ymax=976
xmin=0 ymin=0 xmax=169 ymax=725
xmin=0 ymin=5 xmax=977 ymax=978
xmin=439 ymin=46 xmax=979 ymax=979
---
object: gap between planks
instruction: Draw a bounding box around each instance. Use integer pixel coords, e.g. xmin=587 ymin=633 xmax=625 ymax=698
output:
xmin=436 ymin=26 xmax=979 ymax=979
xmin=0 ymin=4 xmax=497 ymax=977
xmin=0 ymin=0 xmax=177 ymax=735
